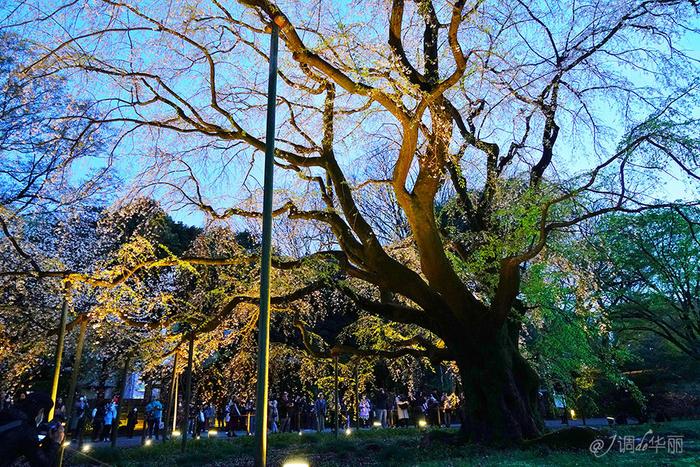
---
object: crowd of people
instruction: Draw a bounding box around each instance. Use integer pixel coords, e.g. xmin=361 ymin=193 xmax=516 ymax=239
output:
xmin=0 ymin=385 xmax=463 ymax=466
xmin=358 ymin=389 xmax=462 ymax=429
xmin=182 ymin=388 xmax=463 ymax=436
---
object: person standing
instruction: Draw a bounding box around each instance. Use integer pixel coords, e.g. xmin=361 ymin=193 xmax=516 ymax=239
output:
xmin=396 ymin=395 xmax=410 ymax=427
xmin=444 ymin=392 xmax=458 ymax=427
xmin=126 ymin=408 xmax=138 ymax=438
xmin=426 ymin=393 xmax=439 ymax=426
xmin=0 ymin=392 xmax=65 ymax=467
xmin=278 ymin=392 xmax=291 ymax=433
xmin=374 ymin=389 xmax=388 ymax=428
xmin=216 ymin=405 xmax=225 ymax=429
xmin=91 ymin=402 xmax=105 ymax=442
xmin=53 ymin=398 xmax=66 ymax=422
xmin=145 ymin=398 xmax=163 ymax=440
xmin=553 ymin=393 xmax=568 ymax=425
xmin=72 ymin=395 xmax=88 ymax=444
xmin=297 ymin=396 xmax=309 ymax=430
xmin=290 ymin=395 xmax=300 ymax=432
xmin=359 ymin=395 xmax=371 ymax=428
xmin=314 ymin=393 xmax=327 ymax=433
xmin=225 ymin=400 xmax=240 ymax=437
xmin=268 ymin=396 xmax=279 ymax=434
xmin=195 ymin=406 xmax=205 ymax=437
xmin=204 ymin=404 xmax=215 ymax=431
xmin=102 ymin=401 xmax=117 ymax=442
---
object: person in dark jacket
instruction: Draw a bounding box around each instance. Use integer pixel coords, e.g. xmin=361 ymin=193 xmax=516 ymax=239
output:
xmin=72 ymin=395 xmax=88 ymax=445
xmin=374 ymin=389 xmax=389 ymax=428
xmin=0 ymin=392 xmax=64 ymax=467
xmin=126 ymin=408 xmax=138 ymax=438
xmin=314 ymin=393 xmax=327 ymax=432
xmin=91 ymin=402 xmax=105 ymax=441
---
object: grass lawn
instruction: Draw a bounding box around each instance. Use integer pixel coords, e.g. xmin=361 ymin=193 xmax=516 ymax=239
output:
xmin=65 ymin=420 xmax=700 ymax=466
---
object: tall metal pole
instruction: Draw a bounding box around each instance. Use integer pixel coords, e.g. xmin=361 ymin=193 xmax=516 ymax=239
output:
xmin=49 ymin=282 xmax=71 ymax=421
xmin=181 ymin=335 xmax=195 ymax=452
xmin=65 ymin=316 xmax=88 ymax=424
xmin=254 ymin=19 xmax=279 ymax=467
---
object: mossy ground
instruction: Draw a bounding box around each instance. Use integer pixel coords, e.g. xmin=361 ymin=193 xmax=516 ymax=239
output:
xmin=65 ymin=419 xmax=700 ymax=466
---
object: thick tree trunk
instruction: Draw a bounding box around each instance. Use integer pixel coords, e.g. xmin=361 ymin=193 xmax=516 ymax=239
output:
xmin=449 ymin=321 xmax=543 ymax=444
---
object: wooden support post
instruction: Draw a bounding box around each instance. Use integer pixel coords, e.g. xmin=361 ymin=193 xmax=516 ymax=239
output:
xmin=163 ymin=351 xmax=179 ymax=441
xmin=49 ymin=282 xmax=71 ymax=421
xmin=181 ymin=335 xmax=194 ymax=452
xmin=172 ymin=371 xmax=179 ymax=432
xmin=111 ymin=356 xmax=130 ymax=447
xmin=334 ymin=356 xmax=339 ymax=438
xmin=354 ymin=364 xmax=359 ymax=430
xmin=65 ymin=316 xmax=88 ymax=425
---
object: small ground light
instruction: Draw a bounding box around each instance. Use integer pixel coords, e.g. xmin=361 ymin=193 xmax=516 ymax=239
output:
xmin=372 ymin=421 xmax=381 ymax=427
xmin=144 ymin=439 xmax=152 ymax=446
xmin=172 ymin=430 xmax=181 ymax=436
xmin=570 ymin=409 xmax=576 ymax=419
xmin=345 ymin=428 xmax=352 ymax=436
xmin=81 ymin=444 xmax=91 ymax=453
xmin=62 ymin=440 xmax=71 ymax=447
xmin=283 ymin=461 xmax=310 ymax=467
xmin=298 ymin=431 xmax=303 ymax=436
xmin=208 ymin=429 xmax=218 ymax=436
xmin=418 ymin=420 xmax=427 ymax=428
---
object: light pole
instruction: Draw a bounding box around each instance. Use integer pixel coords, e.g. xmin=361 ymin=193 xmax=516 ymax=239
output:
xmin=254 ymin=16 xmax=281 ymax=467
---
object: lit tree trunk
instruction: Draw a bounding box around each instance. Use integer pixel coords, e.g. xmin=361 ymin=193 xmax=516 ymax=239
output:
xmin=447 ymin=321 xmax=542 ymax=443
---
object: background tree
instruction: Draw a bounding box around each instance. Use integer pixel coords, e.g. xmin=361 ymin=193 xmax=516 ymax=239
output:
xmin=0 ymin=32 xmax=111 ymax=267
xmin=579 ymin=208 xmax=700 ymax=360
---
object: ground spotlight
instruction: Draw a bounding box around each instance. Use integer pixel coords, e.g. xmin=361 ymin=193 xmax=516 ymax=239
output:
xmin=81 ymin=444 xmax=91 ymax=453
xmin=208 ymin=429 xmax=218 ymax=436
xmin=418 ymin=419 xmax=427 ymax=428
xmin=345 ymin=428 xmax=352 ymax=436
xmin=283 ymin=461 xmax=310 ymax=467
xmin=372 ymin=421 xmax=381 ymax=428
xmin=172 ymin=429 xmax=181 ymax=437
xmin=144 ymin=439 xmax=153 ymax=446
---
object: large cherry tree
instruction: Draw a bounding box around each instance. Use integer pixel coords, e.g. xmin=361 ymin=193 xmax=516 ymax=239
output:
xmin=7 ymin=0 xmax=700 ymax=442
